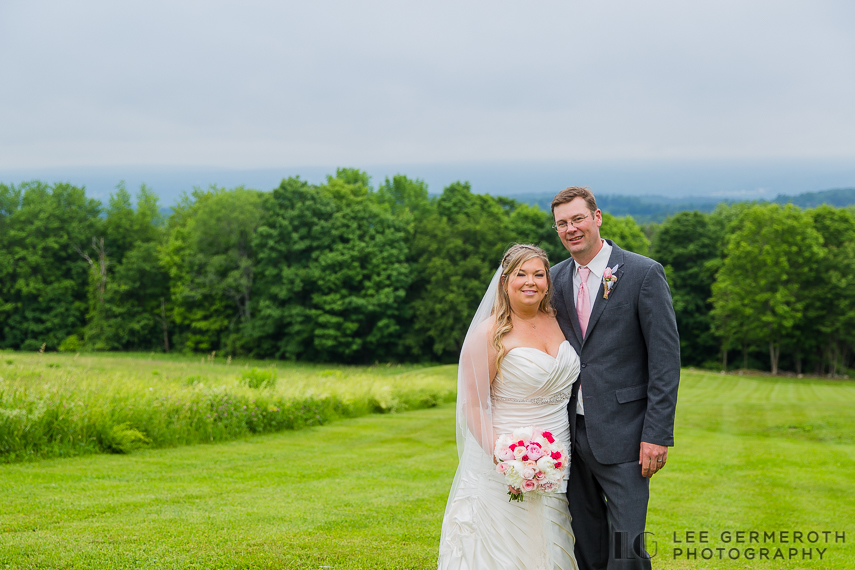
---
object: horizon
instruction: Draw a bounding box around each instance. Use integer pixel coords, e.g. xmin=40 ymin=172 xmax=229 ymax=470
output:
xmin=3 ymin=157 xmax=854 ymax=207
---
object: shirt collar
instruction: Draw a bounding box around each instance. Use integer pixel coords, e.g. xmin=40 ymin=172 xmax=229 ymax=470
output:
xmin=575 ymin=240 xmax=612 ymax=280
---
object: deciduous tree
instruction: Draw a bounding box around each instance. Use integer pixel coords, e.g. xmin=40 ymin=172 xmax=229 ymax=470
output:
xmin=0 ymin=181 xmax=101 ymax=350
xmin=710 ymin=204 xmax=823 ymax=374
xmin=252 ymin=170 xmax=411 ymax=362
xmin=652 ymin=211 xmax=720 ymax=366
xmin=162 ymin=185 xmax=269 ymax=353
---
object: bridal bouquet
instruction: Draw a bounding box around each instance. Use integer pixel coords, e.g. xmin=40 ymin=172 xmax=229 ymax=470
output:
xmin=494 ymin=426 xmax=568 ymax=502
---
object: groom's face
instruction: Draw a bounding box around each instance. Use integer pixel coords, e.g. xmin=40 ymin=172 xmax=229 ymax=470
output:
xmin=553 ymin=197 xmax=602 ymax=263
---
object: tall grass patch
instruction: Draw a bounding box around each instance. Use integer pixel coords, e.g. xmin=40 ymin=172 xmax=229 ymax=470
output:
xmin=0 ymin=351 xmax=455 ymax=462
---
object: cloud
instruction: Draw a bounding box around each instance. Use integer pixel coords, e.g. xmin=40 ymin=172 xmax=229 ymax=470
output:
xmin=1 ymin=0 xmax=853 ymax=168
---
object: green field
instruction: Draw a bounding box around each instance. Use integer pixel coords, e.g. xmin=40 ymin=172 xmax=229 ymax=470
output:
xmin=1 ymin=355 xmax=854 ymax=569
xmin=0 ymin=351 xmax=456 ymax=462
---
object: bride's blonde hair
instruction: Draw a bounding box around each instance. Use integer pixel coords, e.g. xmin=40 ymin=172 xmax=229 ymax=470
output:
xmin=492 ymin=244 xmax=554 ymax=376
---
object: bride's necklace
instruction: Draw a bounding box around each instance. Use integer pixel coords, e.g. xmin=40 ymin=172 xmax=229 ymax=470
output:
xmin=513 ymin=311 xmax=539 ymax=329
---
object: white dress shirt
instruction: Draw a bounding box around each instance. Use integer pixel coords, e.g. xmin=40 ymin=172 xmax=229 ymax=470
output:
xmin=572 ymin=240 xmax=612 ymax=415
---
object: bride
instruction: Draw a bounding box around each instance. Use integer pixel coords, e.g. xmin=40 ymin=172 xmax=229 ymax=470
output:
xmin=438 ymin=244 xmax=580 ymax=570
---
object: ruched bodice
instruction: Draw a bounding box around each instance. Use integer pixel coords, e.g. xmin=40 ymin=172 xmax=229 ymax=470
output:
xmin=438 ymin=340 xmax=581 ymax=570
xmin=492 ymin=341 xmax=579 ymax=463
xmin=492 ymin=341 xmax=579 ymax=494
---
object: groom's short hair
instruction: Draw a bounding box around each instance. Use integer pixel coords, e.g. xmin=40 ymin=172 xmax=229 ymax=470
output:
xmin=551 ymin=186 xmax=598 ymax=216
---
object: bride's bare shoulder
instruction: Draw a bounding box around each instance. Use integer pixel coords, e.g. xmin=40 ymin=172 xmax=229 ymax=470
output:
xmin=474 ymin=316 xmax=498 ymax=337
xmin=463 ymin=317 xmax=498 ymax=350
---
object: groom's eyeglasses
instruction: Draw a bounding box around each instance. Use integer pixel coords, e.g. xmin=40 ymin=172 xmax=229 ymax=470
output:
xmin=552 ymin=213 xmax=589 ymax=233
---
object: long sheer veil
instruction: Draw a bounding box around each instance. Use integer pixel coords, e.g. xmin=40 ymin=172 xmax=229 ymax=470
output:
xmin=440 ymin=266 xmax=503 ymax=527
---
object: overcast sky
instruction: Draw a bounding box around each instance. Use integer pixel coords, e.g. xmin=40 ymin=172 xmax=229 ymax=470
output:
xmin=1 ymin=1 xmax=854 ymax=196
xmin=0 ymin=0 xmax=855 ymax=168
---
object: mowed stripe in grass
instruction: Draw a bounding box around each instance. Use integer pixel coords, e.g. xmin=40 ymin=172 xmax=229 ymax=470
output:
xmin=1 ymin=369 xmax=854 ymax=569
xmin=649 ymin=371 xmax=855 ymax=569
xmin=1 ymin=404 xmax=459 ymax=569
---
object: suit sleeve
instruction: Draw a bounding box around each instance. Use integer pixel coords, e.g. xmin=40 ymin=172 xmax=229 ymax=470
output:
xmin=638 ymin=262 xmax=680 ymax=447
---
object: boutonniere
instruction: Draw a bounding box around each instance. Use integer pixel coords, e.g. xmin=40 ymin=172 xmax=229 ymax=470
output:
xmin=602 ymin=264 xmax=620 ymax=299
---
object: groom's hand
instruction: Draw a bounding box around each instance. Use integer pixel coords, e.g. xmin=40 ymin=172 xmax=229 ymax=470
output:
xmin=639 ymin=442 xmax=668 ymax=478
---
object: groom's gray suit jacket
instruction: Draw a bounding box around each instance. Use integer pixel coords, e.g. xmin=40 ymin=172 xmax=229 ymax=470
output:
xmin=551 ymin=240 xmax=680 ymax=465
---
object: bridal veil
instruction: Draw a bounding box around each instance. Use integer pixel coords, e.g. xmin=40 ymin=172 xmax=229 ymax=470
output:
xmin=440 ymin=267 xmax=503 ymax=530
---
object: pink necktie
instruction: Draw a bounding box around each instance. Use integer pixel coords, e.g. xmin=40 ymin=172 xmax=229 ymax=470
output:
xmin=577 ymin=266 xmax=591 ymax=339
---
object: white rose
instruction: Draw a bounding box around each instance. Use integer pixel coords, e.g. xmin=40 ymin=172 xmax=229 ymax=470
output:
xmin=537 ymin=456 xmax=554 ymax=471
xmin=494 ymin=435 xmax=511 ymax=456
xmin=544 ymin=468 xmax=561 ymax=484
xmin=505 ymin=465 xmax=524 ymax=487
xmin=512 ymin=426 xmax=534 ymax=441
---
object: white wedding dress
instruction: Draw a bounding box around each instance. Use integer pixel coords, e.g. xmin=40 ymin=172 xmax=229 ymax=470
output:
xmin=438 ymin=340 xmax=580 ymax=570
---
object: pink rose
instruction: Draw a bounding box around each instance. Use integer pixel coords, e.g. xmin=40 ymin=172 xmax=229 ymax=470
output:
xmin=521 ymin=479 xmax=537 ymax=492
xmin=535 ymin=471 xmax=546 ymax=480
xmin=521 ymin=466 xmax=536 ymax=480
xmin=498 ymin=448 xmax=515 ymax=461
xmin=526 ymin=445 xmax=545 ymax=460
xmin=496 ymin=462 xmax=509 ymax=474
xmin=604 ymin=268 xmax=613 ymax=279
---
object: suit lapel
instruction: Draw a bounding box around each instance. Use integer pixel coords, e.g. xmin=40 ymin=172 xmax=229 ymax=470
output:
xmin=581 ymin=242 xmax=625 ymax=347
xmin=562 ymin=259 xmax=585 ymax=344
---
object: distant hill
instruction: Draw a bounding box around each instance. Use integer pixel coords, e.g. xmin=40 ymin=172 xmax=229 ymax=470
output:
xmin=503 ymin=187 xmax=855 ymax=223
xmin=771 ymin=187 xmax=855 ymax=209
xmin=150 ymin=187 xmax=855 ymax=223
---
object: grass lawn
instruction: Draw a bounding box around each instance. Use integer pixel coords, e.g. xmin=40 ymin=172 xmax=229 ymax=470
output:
xmin=1 ymin=367 xmax=854 ymax=569
xmin=1 ymin=405 xmax=457 ymax=570
xmin=646 ymin=371 xmax=855 ymax=569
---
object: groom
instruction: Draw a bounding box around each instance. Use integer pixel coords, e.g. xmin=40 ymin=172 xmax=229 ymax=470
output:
xmin=550 ymin=187 xmax=680 ymax=570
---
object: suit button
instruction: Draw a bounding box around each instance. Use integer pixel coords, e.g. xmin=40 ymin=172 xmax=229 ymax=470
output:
xmin=581 ymin=363 xmax=587 ymax=368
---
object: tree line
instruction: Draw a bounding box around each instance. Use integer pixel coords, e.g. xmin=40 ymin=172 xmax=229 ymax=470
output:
xmin=2 ymin=170 xmax=854 ymax=375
